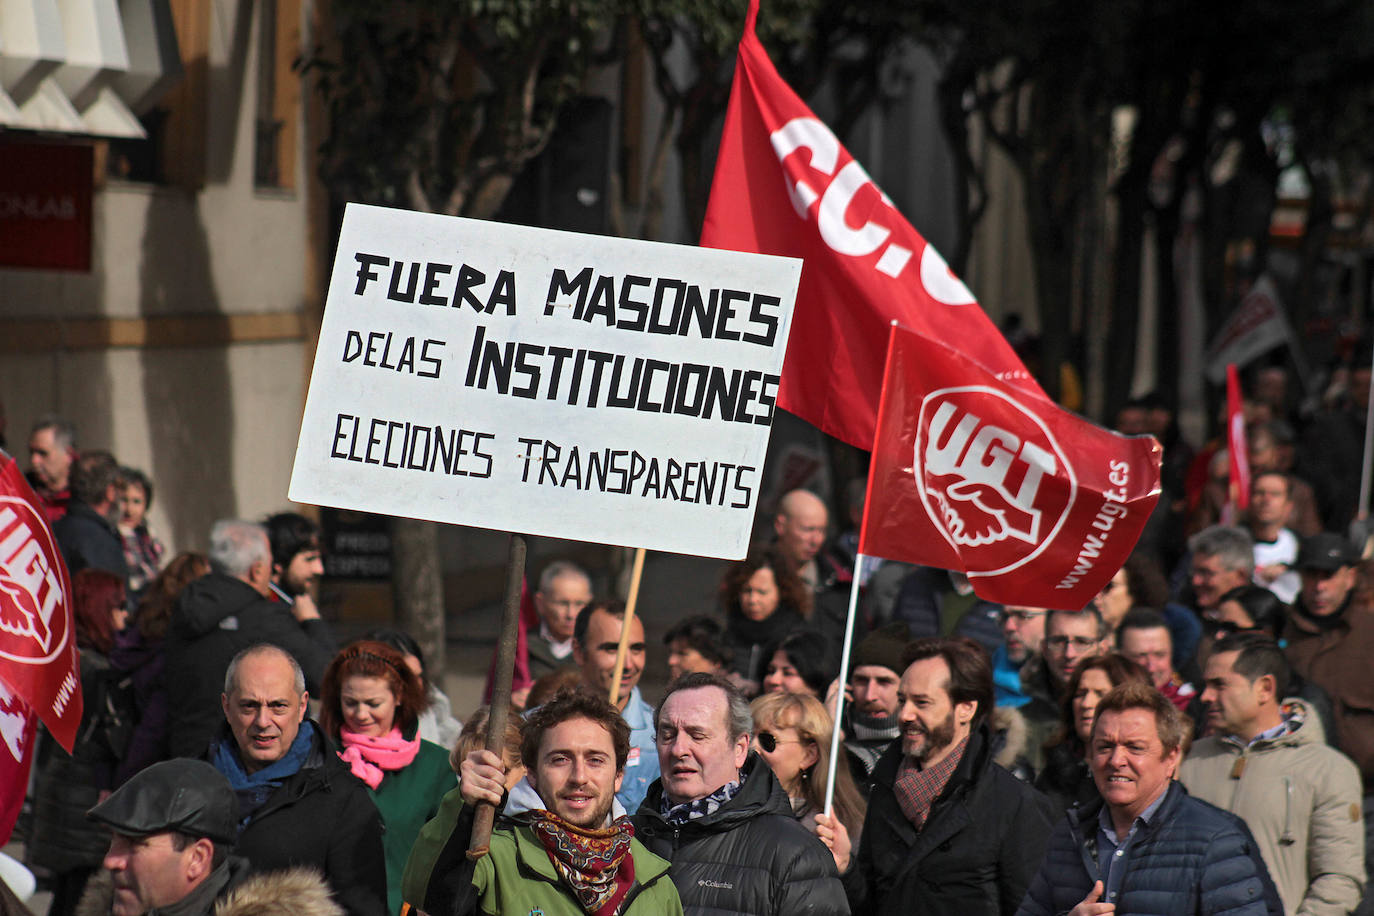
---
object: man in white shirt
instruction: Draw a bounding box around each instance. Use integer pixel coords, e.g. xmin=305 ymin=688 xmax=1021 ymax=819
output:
xmin=1246 ymin=472 xmax=1300 ymax=603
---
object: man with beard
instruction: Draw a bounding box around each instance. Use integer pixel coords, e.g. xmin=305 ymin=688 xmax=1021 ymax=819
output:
xmin=993 ymin=606 xmax=1048 ymax=708
xmin=841 ymin=637 xmax=1052 ymax=915
xmin=414 ymin=689 xmax=682 ymax=916
xmin=843 ymin=623 xmax=906 ymax=790
xmin=53 ymin=449 xmax=130 ymax=584
xmin=263 ymin=512 xmax=325 ymax=615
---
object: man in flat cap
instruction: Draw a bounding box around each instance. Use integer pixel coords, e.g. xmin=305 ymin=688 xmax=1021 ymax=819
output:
xmin=84 ymin=758 xmax=340 ymax=916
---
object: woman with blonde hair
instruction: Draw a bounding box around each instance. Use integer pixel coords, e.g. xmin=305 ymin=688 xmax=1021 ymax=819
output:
xmin=750 ymin=691 xmax=866 ymax=869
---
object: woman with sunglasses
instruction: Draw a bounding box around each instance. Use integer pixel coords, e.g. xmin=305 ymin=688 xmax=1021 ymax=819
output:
xmin=749 ymin=692 xmax=866 ymax=870
xmin=1034 ymin=653 xmax=1151 ymax=814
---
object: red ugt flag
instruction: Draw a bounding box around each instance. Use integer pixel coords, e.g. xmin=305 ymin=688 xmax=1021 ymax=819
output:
xmin=700 ymin=0 xmax=1042 ymax=449
xmin=0 ymin=453 xmax=81 ymax=843
xmin=861 ymin=326 xmax=1162 ymax=609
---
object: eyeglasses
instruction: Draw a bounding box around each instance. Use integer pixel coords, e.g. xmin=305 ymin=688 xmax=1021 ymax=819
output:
xmin=755 ymin=731 xmax=805 ymax=753
xmin=1045 ymin=635 xmax=1098 ymax=652
xmin=999 ymin=609 xmax=1047 ymax=624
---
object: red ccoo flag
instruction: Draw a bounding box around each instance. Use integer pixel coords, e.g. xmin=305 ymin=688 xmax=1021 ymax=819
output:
xmin=1226 ymin=364 xmax=1250 ymax=512
xmin=700 ymin=0 xmax=1042 ymax=449
xmin=860 ymin=325 xmax=1162 ymax=609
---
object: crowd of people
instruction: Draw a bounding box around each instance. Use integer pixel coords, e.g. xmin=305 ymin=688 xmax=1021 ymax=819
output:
xmin=11 ymin=365 xmax=1374 ymax=916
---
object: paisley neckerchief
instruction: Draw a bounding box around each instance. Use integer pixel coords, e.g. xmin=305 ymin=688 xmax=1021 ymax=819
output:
xmin=527 ymin=808 xmax=636 ymax=916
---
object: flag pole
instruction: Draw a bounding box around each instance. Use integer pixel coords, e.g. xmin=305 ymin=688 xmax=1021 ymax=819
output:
xmin=608 ymin=548 xmax=647 ymax=707
xmin=1358 ymin=346 xmax=1374 ymax=523
xmin=468 ymin=532 xmax=527 ymax=858
xmin=826 ymin=322 xmax=900 ymax=816
xmin=823 ymin=553 xmax=864 ymax=816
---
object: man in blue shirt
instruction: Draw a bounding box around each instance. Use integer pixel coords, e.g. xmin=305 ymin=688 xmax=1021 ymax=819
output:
xmin=572 ymin=600 xmax=660 ymax=812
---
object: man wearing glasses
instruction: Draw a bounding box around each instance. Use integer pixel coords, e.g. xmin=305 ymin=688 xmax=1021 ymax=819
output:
xmin=993 ymin=606 xmax=1048 ymax=709
xmin=1016 ymin=608 xmax=1111 ymax=764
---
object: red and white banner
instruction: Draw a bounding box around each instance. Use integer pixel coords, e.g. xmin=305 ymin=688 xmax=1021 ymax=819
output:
xmin=1205 ymin=275 xmax=1293 ymax=383
xmin=0 ymin=453 xmax=79 ymax=843
xmin=0 ymin=454 xmax=81 ymax=748
xmin=0 ymin=678 xmax=36 ymax=845
xmin=1226 ymin=364 xmax=1250 ymax=512
xmin=699 ymin=0 xmax=1041 ymax=449
xmin=860 ymin=326 xmax=1162 ymax=609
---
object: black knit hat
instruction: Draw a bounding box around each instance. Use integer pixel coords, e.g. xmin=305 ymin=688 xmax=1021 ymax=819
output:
xmin=851 ymin=622 xmax=909 ymax=676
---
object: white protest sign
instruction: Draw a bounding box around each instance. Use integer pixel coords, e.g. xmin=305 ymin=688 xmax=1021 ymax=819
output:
xmin=289 ymin=204 xmax=802 ymax=560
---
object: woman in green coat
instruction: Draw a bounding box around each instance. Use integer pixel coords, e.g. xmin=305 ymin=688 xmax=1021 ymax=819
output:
xmin=321 ymin=640 xmax=458 ymax=915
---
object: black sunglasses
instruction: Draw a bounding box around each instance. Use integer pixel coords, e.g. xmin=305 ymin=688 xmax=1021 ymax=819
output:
xmin=755 ymin=731 xmax=806 ymax=753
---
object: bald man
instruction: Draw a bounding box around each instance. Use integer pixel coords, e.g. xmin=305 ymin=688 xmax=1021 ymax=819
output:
xmin=771 ymin=489 xmax=861 ymax=651
xmin=774 ymin=490 xmax=829 ymax=585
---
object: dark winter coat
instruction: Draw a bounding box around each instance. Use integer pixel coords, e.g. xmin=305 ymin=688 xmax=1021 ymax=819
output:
xmin=108 ymin=626 xmax=167 ymax=784
xmin=1015 ymin=781 xmax=1282 ymax=916
xmin=165 ymin=572 xmax=336 ymax=757
xmin=27 ymin=648 xmax=121 ymax=873
xmin=633 ymin=755 xmax=850 ymax=916
xmin=53 ymin=500 xmax=128 ymax=583
xmin=722 ymin=607 xmax=806 ymax=687
xmin=842 ymin=723 xmax=1054 ymax=916
xmin=1033 ymin=739 xmax=1099 ymax=816
xmin=209 ymin=721 xmax=388 ymax=916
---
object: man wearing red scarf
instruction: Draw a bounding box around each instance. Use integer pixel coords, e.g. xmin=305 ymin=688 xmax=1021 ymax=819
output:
xmin=414 ymin=689 xmax=683 ymax=916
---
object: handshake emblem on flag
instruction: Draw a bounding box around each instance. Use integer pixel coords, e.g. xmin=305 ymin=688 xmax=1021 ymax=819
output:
xmin=917 ymin=388 xmax=1074 ymax=570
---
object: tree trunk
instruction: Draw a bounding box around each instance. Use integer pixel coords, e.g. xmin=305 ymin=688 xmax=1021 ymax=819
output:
xmin=391 ymin=517 xmax=445 ymax=673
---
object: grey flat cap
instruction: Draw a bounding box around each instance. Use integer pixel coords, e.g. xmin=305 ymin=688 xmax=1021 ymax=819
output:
xmin=87 ymin=758 xmax=238 ymax=844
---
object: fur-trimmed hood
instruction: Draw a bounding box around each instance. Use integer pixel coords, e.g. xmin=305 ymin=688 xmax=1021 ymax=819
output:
xmin=75 ymin=863 xmax=342 ymax=916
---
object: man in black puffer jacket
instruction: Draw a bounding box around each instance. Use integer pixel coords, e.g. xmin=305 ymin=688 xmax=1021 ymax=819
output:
xmin=1016 ymin=680 xmax=1280 ymax=916
xmin=841 ymin=637 xmax=1053 ymax=916
xmin=633 ymin=671 xmax=848 ymax=916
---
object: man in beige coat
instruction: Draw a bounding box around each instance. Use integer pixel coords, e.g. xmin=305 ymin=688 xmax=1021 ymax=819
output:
xmin=1181 ymin=632 xmax=1364 ymax=916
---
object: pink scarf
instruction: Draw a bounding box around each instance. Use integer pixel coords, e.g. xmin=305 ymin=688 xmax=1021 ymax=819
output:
xmin=338 ymin=726 xmax=420 ymax=789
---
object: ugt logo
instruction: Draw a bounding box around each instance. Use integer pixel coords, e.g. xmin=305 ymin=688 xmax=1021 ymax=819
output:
xmin=0 ymin=497 xmax=69 ymax=665
xmin=915 ymin=387 xmax=1076 ymax=575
